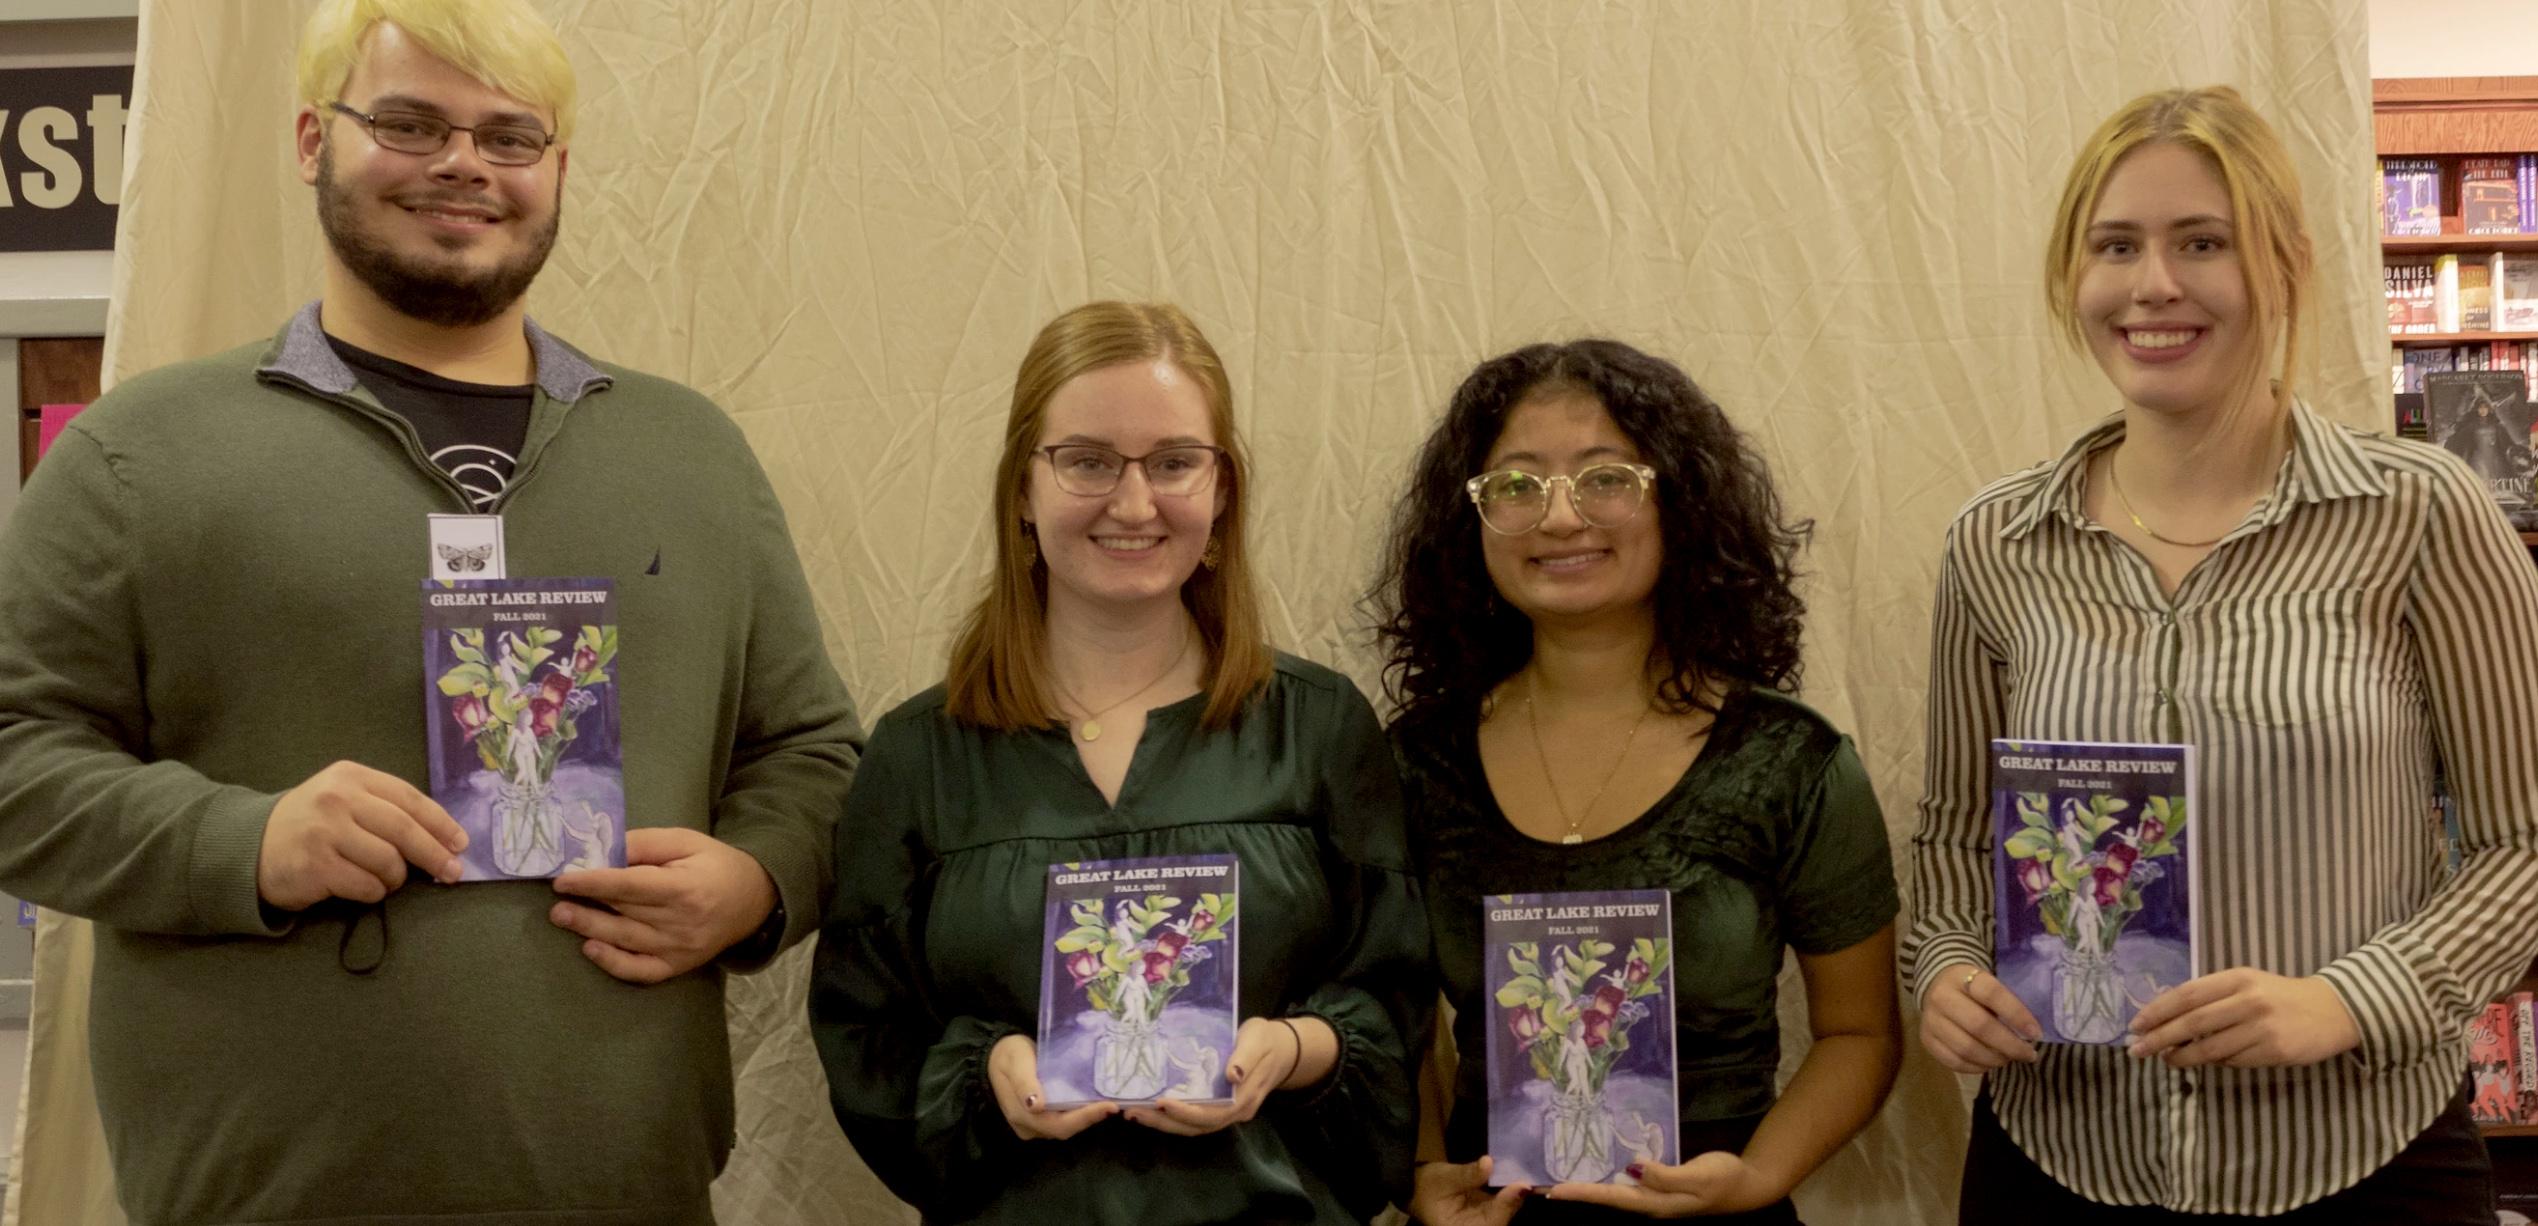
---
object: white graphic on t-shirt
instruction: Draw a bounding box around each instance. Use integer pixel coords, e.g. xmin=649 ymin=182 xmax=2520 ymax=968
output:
xmin=434 ymin=443 xmax=517 ymax=508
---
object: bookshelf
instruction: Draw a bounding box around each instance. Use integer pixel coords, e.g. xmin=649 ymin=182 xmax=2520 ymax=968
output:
xmin=2375 ymin=77 xmax=2538 ymax=557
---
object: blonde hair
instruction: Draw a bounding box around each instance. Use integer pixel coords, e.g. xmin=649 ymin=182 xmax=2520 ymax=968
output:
xmin=2045 ymin=85 xmax=2312 ymax=423
xmin=297 ymin=0 xmax=578 ymax=142
xmin=946 ymin=302 xmax=1275 ymax=732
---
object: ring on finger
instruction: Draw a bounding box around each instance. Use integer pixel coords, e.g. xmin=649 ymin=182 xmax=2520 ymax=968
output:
xmin=1960 ymin=967 xmax=1980 ymax=993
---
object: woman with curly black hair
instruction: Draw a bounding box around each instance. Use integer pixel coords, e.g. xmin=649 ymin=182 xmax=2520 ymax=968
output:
xmin=1375 ymin=340 xmax=1900 ymax=1225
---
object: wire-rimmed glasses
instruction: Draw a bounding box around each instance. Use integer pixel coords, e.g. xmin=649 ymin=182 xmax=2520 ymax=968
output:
xmin=1464 ymin=462 xmax=1656 ymax=535
xmin=328 ymin=101 xmax=558 ymax=166
xmin=1035 ymin=444 xmax=1226 ymax=497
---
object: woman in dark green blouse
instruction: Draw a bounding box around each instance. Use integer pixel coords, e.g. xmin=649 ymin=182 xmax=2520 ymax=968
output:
xmin=1371 ymin=340 xmax=1901 ymax=1224
xmin=810 ymin=301 xmax=1426 ymax=1225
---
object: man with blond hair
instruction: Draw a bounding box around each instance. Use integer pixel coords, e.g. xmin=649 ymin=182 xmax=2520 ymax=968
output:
xmin=0 ymin=2 xmax=859 ymax=1222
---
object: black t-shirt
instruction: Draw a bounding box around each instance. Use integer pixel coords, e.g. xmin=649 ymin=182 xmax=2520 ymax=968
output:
xmin=328 ymin=336 xmax=533 ymax=508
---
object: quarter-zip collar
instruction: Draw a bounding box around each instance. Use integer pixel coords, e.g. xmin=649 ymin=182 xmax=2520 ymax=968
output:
xmin=254 ymin=299 xmax=612 ymax=403
xmin=252 ymin=300 xmax=613 ymax=512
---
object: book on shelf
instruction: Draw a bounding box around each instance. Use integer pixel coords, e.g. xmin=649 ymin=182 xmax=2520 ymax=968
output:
xmin=2383 ymin=157 xmax=2443 ymax=237
xmin=2398 ymin=345 xmax=2458 ymax=393
xmin=2395 ymin=393 xmax=2426 ymax=439
xmin=2516 ymin=991 xmax=2538 ymax=1123
xmin=2520 ymin=154 xmax=2538 ymax=236
xmin=2474 ymin=1000 xmax=2517 ymax=1126
xmin=2461 ymin=256 xmax=2495 ymax=332
xmin=2437 ymin=255 xmax=2463 ymax=333
xmin=1991 ymin=740 xmax=2195 ymax=1045
xmin=2423 ymin=369 xmax=2537 ymax=517
xmin=2497 ymin=253 xmax=2538 ymax=332
xmin=2465 ymin=157 xmax=2524 ymax=235
xmin=1036 ymin=854 xmax=1238 ymax=1107
xmin=2524 ymin=155 xmax=2538 ymax=235
xmin=2397 ymin=343 xmax=2538 ymax=387
xmin=1483 ymin=889 xmax=1677 ymax=1187
xmin=2387 ymin=257 xmax=2439 ymax=335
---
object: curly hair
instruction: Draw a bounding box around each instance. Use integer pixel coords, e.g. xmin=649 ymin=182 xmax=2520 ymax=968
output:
xmin=1371 ymin=339 xmax=1811 ymax=728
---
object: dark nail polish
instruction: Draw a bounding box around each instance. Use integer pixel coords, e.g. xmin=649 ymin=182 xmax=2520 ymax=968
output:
xmin=1023 ymin=1094 xmax=1038 ymax=1109
xmin=1625 ymin=1162 xmax=1644 ymax=1181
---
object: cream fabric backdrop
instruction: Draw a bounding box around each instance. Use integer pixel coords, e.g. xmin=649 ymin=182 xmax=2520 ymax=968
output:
xmin=10 ymin=2 xmax=2384 ymax=1223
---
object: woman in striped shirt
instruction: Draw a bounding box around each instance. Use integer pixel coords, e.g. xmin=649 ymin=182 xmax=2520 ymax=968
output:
xmin=1903 ymin=85 xmax=2538 ymax=1222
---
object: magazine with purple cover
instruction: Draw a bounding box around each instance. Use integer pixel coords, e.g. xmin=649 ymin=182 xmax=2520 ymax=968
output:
xmin=421 ymin=579 xmax=623 ymax=881
xmin=1991 ymin=740 xmax=2195 ymax=1045
xmin=1484 ymin=890 xmax=1676 ymax=1187
xmin=1037 ymin=854 xmax=1239 ymax=1107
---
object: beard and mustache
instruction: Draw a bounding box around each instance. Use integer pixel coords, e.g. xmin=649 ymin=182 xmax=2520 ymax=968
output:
xmin=315 ymin=140 xmax=560 ymax=328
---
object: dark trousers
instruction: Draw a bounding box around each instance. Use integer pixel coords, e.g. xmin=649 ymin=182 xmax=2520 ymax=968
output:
xmin=1959 ymin=1078 xmax=2494 ymax=1224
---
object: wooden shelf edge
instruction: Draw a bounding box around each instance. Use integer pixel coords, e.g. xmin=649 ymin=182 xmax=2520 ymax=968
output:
xmin=2484 ymin=1122 xmax=2538 ymax=1138
xmin=2384 ymin=235 xmax=2538 ymax=254
xmin=2375 ymin=76 xmax=2538 ymax=107
xmin=2522 ymin=531 xmax=2538 ymax=547
xmin=2391 ymin=331 xmax=2538 ymax=347
xmin=2375 ymin=76 xmax=2538 ymax=154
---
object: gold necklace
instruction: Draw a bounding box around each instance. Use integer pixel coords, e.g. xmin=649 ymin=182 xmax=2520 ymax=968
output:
xmin=1053 ymin=630 xmax=1192 ymax=742
xmin=2104 ymin=456 xmax=2228 ymax=549
xmin=1524 ymin=674 xmax=1653 ymax=845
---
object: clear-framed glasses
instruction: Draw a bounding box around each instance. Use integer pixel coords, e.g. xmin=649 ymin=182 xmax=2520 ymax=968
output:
xmin=1464 ymin=462 xmax=1657 ymax=535
xmin=1035 ymin=443 xmax=1226 ymax=498
xmin=328 ymin=101 xmax=558 ymax=167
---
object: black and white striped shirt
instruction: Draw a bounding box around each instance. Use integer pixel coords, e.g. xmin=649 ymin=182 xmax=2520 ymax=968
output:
xmin=1901 ymin=401 xmax=2538 ymax=1214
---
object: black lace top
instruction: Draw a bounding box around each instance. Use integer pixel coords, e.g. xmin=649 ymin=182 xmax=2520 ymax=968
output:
xmin=1394 ymin=683 xmax=1898 ymax=1165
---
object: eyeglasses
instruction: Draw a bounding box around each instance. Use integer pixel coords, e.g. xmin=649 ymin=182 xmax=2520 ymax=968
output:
xmin=1464 ymin=462 xmax=1656 ymax=535
xmin=1035 ymin=444 xmax=1226 ymax=498
xmin=328 ymin=101 xmax=558 ymax=167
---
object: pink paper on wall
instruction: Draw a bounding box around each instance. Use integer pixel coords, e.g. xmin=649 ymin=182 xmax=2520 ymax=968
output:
xmin=37 ymin=403 xmax=87 ymax=460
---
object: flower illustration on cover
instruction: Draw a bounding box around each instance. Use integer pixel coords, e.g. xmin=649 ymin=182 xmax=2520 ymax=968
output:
xmin=1495 ymin=939 xmax=1672 ymax=1183
xmin=421 ymin=579 xmax=624 ymax=880
xmin=1037 ymin=855 xmax=1240 ymax=1106
xmin=1990 ymin=740 xmax=2193 ymax=1044
xmin=1483 ymin=890 xmax=1677 ymax=1188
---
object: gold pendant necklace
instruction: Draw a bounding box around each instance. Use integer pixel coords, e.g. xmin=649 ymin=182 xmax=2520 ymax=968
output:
xmin=1056 ymin=629 xmax=1193 ymax=742
xmin=1525 ymin=673 xmax=1652 ymax=845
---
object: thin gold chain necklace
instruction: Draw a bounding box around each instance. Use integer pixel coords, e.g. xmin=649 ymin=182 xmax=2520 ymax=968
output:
xmin=1053 ymin=630 xmax=1192 ymax=742
xmin=1524 ymin=673 xmax=1653 ymax=845
xmin=2104 ymin=456 xmax=2228 ymax=549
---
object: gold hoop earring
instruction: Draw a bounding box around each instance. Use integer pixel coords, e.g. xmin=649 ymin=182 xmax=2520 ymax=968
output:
xmin=1020 ymin=524 xmax=1039 ymax=566
xmin=1200 ymin=536 xmax=1221 ymax=570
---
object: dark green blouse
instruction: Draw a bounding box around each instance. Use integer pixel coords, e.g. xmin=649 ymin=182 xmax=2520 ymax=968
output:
xmin=1395 ymin=683 xmax=1897 ymax=1174
xmin=811 ymin=654 xmax=1426 ymax=1225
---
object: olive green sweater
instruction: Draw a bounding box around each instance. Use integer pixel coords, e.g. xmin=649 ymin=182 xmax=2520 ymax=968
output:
xmin=0 ymin=304 xmax=861 ymax=1225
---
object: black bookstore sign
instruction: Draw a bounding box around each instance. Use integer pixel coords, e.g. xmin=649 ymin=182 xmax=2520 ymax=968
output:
xmin=0 ymin=65 xmax=134 ymax=253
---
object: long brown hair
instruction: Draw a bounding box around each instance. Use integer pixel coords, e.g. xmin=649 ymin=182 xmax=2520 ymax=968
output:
xmin=945 ymin=302 xmax=1274 ymax=731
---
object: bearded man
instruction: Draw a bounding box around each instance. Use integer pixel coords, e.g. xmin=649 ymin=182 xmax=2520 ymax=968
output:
xmin=0 ymin=3 xmax=860 ymax=1222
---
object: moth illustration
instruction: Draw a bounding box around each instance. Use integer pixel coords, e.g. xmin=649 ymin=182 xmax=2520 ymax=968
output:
xmin=437 ymin=543 xmax=493 ymax=574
